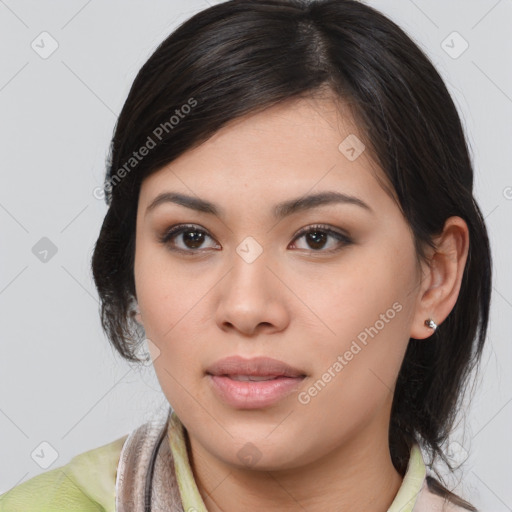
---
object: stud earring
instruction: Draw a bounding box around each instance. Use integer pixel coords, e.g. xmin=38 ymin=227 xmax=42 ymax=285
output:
xmin=424 ymin=318 xmax=437 ymax=331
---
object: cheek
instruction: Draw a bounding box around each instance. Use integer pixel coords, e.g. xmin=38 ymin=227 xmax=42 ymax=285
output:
xmin=133 ymin=240 xmax=216 ymax=381
xmin=134 ymin=248 xmax=207 ymax=410
xmin=304 ymin=240 xmax=418 ymax=387
xmin=134 ymin=238 xmax=197 ymax=338
xmin=312 ymin=247 xmax=414 ymax=334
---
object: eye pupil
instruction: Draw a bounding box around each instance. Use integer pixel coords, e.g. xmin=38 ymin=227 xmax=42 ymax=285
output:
xmin=183 ymin=230 xmax=205 ymax=248
xmin=307 ymin=231 xmax=327 ymax=250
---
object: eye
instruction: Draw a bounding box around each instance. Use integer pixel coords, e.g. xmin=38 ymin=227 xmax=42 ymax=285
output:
xmin=159 ymin=224 xmax=220 ymax=254
xmin=159 ymin=223 xmax=352 ymax=255
xmin=289 ymin=224 xmax=352 ymax=253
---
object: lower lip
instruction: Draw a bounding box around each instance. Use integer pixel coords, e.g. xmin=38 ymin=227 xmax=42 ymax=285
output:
xmin=207 ymin=374 xmax=305 ymax=409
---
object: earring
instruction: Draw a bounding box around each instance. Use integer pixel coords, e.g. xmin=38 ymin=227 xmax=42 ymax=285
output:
xmin=424 ymin=318 xmax=437 ymax=331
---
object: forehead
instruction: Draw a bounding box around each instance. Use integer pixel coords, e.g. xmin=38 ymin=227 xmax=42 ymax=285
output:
xmin=138 ymin=96 xmax=393 ymax=215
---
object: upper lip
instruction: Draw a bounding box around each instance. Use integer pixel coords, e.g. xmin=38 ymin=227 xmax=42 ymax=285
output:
xmin=206 ymin=356 xmax=306 ymax=378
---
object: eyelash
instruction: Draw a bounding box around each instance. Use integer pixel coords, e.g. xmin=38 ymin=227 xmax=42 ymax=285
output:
xmin=158 ymin=223 xmax=353 ymax=256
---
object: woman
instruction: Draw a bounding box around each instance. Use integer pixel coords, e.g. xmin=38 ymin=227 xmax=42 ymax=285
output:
xmin=0 ymin=0 xmax=492 ymax=510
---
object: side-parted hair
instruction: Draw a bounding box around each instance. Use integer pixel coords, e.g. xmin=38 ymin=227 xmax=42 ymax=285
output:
xmin=91 ymin=1 xmax=492 ymax=509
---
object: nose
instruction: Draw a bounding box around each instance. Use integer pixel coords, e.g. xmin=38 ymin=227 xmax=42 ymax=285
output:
xmin=214 ymin=251 xmax=290 ymax=337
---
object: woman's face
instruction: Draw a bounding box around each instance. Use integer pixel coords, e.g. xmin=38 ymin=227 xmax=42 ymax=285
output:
xmin=134 ymin=96 xmax=424 ymax=470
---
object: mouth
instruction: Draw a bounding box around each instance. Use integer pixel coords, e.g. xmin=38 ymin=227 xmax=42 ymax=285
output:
xmin=205 ymin=356 xmax=306 ymax=409
xmin=227 ymin=375 xmax=288 ymax=381
xmin=206 ymin=355 xmax=305 ymax=378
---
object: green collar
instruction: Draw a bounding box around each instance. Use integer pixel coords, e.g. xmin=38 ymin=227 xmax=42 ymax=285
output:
xmin=167 ymin=411 xmax=426 ymax=512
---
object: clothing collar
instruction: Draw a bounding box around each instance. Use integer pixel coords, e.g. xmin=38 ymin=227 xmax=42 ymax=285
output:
xmin=167 ymin=410 xmax=426 ymax=512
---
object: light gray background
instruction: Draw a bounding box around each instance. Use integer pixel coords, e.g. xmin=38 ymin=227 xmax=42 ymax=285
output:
xmin=1 ymin=0 xmax=511 ymax=510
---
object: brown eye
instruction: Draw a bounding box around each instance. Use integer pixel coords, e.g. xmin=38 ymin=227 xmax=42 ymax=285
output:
xmin=181 ymin=229 xmax=206 ymax=249
xmin=158 ymin=223 xmax=352 ymax=256
xmin=159 ymin=224 xmax=220 ymax=253
xmin=304 ymin=230 xmax=328 ymax=250
xmin=290 ymin=224 xmax=352 ymax=253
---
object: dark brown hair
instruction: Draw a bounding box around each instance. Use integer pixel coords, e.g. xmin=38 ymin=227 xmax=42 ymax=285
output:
xmin=91 ymin=1 xmax=491 ymax=509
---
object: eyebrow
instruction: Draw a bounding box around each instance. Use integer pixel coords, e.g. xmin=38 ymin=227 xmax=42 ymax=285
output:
xmin=145 ymin=190 xmax=373 ymax=219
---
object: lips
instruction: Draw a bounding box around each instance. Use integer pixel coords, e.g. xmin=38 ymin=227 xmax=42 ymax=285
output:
xmin=206 ymin=355 xmax=305 ymax=379
xmin=206 ymin=356 xmax=306 ymax=409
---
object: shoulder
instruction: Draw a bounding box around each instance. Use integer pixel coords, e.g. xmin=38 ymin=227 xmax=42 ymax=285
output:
xmin=0 ymin=434 xmax=128 ymax=512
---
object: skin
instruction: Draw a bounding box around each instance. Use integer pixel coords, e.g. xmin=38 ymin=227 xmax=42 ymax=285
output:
xmin=133 ymin=94 xmax=469 ymax=511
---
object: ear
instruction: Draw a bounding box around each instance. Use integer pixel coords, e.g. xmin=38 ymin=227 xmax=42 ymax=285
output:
xmin=410 ymin=216 xmax=469 ymax=340
xmin=132 ymin=301 xmax=144 ymax=326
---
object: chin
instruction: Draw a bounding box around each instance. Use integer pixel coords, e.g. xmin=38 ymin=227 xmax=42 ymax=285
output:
xmin=211 ymin=434 xmax=309 ymax=473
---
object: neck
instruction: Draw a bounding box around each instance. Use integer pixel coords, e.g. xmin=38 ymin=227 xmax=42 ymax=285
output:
xmin=187 ymin=414 xmax=404 ymax=512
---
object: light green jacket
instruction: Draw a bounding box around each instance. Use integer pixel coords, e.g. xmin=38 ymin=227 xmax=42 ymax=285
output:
xmin=0 ymin=435 xmax=127 ymax=511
